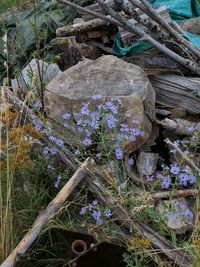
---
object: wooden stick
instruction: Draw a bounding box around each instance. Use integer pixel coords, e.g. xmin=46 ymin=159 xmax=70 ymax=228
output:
xmin=96 ymin=0 xmax=200 ymax=76
xmin=56 ymin=18 xmax=110 ymax=37
xmin=58 ymin=0 xmax=122 ymax=27
xmin=165 ymin=138 xmax=200 ymax=174
xmin=1 ymin=158 xmax=92 ymax=267
xmin=150 ymin=189 xmax=200 ymax=200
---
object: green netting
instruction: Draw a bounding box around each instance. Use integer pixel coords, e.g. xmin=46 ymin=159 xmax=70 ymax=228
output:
xmin=113 ymin=0 xmax=200 ymax=57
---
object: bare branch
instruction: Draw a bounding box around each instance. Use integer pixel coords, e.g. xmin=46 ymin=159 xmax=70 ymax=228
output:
xmin=165 ymin=138 xmax=200 ymax=174
xmin=96 ymin=0 xmax=200 ymax=75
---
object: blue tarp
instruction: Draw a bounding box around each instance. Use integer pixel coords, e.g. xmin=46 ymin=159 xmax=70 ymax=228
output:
xmin=113 ymin=0 xmax=200 ymax=57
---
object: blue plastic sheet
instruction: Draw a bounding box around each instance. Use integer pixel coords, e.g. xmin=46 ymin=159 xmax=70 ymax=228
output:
xmin=113 ymin=0 xmax=200 ymax=57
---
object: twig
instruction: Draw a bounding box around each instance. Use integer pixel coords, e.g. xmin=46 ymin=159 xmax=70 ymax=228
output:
xmin=1 ymin=158 xmax=92 ymax=267
xmin=150 ymin=189 xmax=200 ymax=200
xmin=96 ymin=0 xmax=200 ymax=76
xmin=57 ymin=0 xmax=123 ymax=27
xmin=165 ymin=138 xmax=200 ymax=174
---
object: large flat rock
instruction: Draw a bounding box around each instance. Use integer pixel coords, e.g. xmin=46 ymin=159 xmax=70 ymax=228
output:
xmin=44 ymin=55 xmax=155 ymax=152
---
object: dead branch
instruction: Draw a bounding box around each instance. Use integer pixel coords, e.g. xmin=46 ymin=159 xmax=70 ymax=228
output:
xmin=1 ymin=158 xmax=92 ymax=267
xmin=56 ymin=18 xmax=110 ymax=37
xmin=58 ymin=0 xmax=122 ymax=27
xmin=150 ymin=189 xmax=200 ymax=200
xmin=96 ymin=0 xmax=200 ymax=76
xmin=165 ymin=138 xmax=200 ymax=174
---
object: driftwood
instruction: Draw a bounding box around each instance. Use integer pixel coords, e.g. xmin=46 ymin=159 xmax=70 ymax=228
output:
xmin=56 ymin=18 xmax=110 ymax=37
xmin=150 ymin=189 xmax=200 ymax=201
xmin=5 ymin=90 xmax=192 ymax=267
xmin=149 ymin=74 xmax=200 ymax=114
xmin=1 ymin=158 xmax=92 ymax=267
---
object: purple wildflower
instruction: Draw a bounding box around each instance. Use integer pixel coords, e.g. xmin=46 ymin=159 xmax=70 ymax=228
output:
xmin=82 ymin=138 xmax=92 ymax=146
xmin=187 ymin=174 xmax=196 ymax=184
xmin=183 ymin=209 xmax=193 ymax=218
xmin=187 ymin=127 xmax=194 ymax=133
xmin=92 ymin=94 xmax=102 ymax=100
xmin=130 ymin=128 xmax=141 ymax=137
xmin=54 ymin=175 xmax=62 ymax=188
xmin=170 ymin=163 xmax=180 ymax=175
xmin=96 ymin=152 xmax=102 ymax=159
xmin=50 ymin=147 xmax=57 ymax=155
xmin=120 ymin=123 xmax=129 ymax=132
xmin=146 ymin=175 xmax=153 ymax=181
xmin=34 ymin=121 xmax=42 ymax=131
xmin=105 ymin=114 xmax=117 ymax=129
xmin=105 ymin=101 xmax=118 ymax=114
xmin=178 ymin=173 xmax=188 ymax=186
xmin=128 ymin=136 xmax=136 ymax=142
xmin=48 ymin=135 xmax=56 ymax=142
xmin=81 ymin=103 xmax=90 ymax=115
xmin=92 ymin=200 xmax=98 ymax=206
xmin=47 ymin=164 xmax=54 ymax=172
xmin=104 ymin=208 xmax=111 ymax=218
xmin=127 ymin=158 xmax=134 ymax=166
xmin=76 ymin=119 xmax=83 ymax=126
xmin=160 ymin=175 xmax=171 ymax=189
xmin=55 ymin=138 xmax=64 ymax=147
xmin=79 ymin=207 xmax=87 ymax=215
xmin=92 ymin=210 xmax=103 ymax=225
xmin=115 ymin=146 xmax=123 ymax=160
xmin=43 ymin=146 xmax=49 ymax=156
xmin=63 ymin=113 xmax=71 ymax=120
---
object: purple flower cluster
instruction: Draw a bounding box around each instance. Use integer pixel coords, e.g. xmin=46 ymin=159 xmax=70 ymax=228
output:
xmin=31 ymin=114 xmax=42 ymax=132
xmin=54 ymin=175 xmax=62 ymax=188
xmin=79 ymin=199 xmax=111 ymax=225
xmin=62 ymin=95 xmax=143 ymax=161
xmin=48 ymin=135 xmax=65 ymax=147
xmin=157 ymin=162 xmax=196 ymax=189
xmin=42 ymin=146 xmax=57 ymax=156
xmin=167 ymin=201 xmax=193 ymax=221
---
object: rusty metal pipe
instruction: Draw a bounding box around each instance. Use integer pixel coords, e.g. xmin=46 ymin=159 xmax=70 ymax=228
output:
xmin=71 ymin=240 xmax=87 ymax=256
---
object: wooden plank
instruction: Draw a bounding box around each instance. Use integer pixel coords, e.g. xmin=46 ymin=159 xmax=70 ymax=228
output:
xmin=149 ymin=74 xmax=200 ymax=114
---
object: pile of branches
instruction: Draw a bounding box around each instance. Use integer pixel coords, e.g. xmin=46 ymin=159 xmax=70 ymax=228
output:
xmin=58 ymin=0 xmax=200 ymax=76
